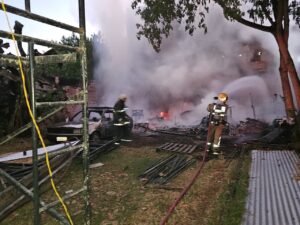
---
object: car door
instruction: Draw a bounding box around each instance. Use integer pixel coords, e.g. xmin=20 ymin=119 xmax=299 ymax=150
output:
xmin=88 ymin=110 xmax=102 ymax=135
xmin=100 ymin=109 xmax=115 ymax=137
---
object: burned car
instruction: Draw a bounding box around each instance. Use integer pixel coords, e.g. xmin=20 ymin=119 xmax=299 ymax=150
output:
xmin=47 ymin=107 xmax=133 ymax=142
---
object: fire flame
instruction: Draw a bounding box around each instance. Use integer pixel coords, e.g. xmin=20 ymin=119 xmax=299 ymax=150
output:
xmin=160 ymin=111 xmax=170 ymax=120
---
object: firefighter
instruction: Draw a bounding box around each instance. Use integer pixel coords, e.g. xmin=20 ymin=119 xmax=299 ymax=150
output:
xmin=113 ymin=94 xmax=131 ymax=144
xmin=206 ymin=92 xmax=229 ymax=158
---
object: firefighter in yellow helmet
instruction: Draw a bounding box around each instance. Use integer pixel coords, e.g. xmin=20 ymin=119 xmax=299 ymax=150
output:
xmin=206 ymin=92 xmax=229 ymax=158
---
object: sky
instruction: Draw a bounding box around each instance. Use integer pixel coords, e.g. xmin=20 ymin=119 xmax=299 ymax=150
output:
xmin=0 ymin=0 xmax=85 ymax=52
xmin=1 ymin=0 xmax=300 ymax=124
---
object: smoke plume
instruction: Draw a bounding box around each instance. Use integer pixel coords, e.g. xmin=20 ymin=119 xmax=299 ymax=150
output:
xmin=86 ymin=1 xmax=299 ymax=125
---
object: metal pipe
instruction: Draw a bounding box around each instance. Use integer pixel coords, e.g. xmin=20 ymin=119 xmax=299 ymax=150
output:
xmin=88 ymin=138 xmax=117 ymax=161
xmin=40 ymin=187 xmax=85 ymax=213
xmin=0 ymin=90 xmax=83 ymax=146
xmin=0 ymin=30 xmax=78 ymax=51
xmin=79 ymin=0 xmax=86 ymax=34
xmin=0 ymin=54 xmax=29 ymax=65
xmin=35 ymin=53 xmax=77 ymax=64
xmin=29 ymin=42 xmax=40 ymax=225
xmin=163 ymin=159 xmax=196 ymax=184
xmin=78 ymin=1 xmax=90 ymax=224
xmin=0 ymin=153 xmax=74 ymax=222
xmin=36 ymin=100 xmax=85 ymax=107
xmin=0 ymin=3 xmax=81 ymax=33
xmin=0 ymin=106 xmax=64 ymax=146
xmin=0 ymin=168 xmax=70 ymax=225
xmin=139 ymin=154 xmax=177 ymax=176
xmin=24 ymin=0 xmax=30 ymax=12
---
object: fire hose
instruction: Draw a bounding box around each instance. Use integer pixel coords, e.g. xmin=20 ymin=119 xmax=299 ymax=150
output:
xmin=159 ymin=119 xmax=212 ymax=225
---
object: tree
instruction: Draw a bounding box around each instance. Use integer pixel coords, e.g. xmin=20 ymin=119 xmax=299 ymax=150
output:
xmin=60 ymin=33 xmax=98 ymax=81
xmin=131 ymin=0 xmax=300 ymax=119
xmin=61 ymin=32 xmax=80 ymax=48
xmin=35 ymin=32 xmax=99 ymax=83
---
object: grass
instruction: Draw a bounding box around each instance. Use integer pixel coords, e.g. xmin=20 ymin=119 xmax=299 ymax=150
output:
xmin=208 ymin=152 xmax=251 ymax=225
xmin=85 ymin=147 xmax=171 ymax=225
xmin=1 ymin=139 xmax=251 ymax=225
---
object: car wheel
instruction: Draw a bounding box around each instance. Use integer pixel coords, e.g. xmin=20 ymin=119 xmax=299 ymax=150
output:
xmin=90 ymin=131 xmax=101 ymax=143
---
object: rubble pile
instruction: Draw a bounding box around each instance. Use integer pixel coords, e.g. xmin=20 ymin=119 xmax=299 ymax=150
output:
xmin=233 ymin=118 xmax=268 ymax=136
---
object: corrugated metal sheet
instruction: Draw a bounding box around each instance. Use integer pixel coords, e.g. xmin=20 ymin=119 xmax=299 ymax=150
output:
xmin=0 ymin=141 xmax=79 ymax=162
xmin=243 ymin=150 xmax=300 ymax=225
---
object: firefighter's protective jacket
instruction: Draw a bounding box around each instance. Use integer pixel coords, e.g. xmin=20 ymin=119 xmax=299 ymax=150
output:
xmin=206 ymin=102 xmax=229 ymax=154
xmin=207 ymin=102 xmax=228 ymax=125
xmin=113 ymin=99 xmax=128 ymax=125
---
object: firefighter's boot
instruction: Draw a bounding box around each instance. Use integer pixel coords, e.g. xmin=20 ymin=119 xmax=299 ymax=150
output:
xmin=212 ymin=144 xmax=221 ymax=159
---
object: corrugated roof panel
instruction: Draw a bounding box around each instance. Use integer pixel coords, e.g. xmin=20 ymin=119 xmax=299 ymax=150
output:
xmin=243 ymin=150 xmax=300 ymax=225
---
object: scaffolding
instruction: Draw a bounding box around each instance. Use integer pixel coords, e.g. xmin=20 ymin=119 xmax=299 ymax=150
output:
xmin=0 ymin=1 xmax=90 ymax=224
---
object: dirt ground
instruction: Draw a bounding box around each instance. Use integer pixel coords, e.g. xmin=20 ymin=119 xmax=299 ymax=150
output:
xmin=0 ymin=131 xmax=248 ymax=225
xmin=0 ymin=137 xmax=33 ymax=155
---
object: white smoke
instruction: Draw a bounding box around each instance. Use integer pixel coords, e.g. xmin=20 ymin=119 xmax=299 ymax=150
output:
xmin=86 ymin=1 xmax=298 ymax=125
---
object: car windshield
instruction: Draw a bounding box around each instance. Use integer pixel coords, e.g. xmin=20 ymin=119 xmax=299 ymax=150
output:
xmin=90 ymin=111 xmax=101 ymax=121
xmin=71 ymin=110 xmax=104 ymax=122
xmin=102 ymin=111 xmax=113 ymax=121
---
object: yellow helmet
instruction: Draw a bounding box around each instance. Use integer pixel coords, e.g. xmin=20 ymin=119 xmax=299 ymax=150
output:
xmin=218 ymin=92 xmax=228 ymax=102
xmin=119 ymin=94 xmax=127 ymax=100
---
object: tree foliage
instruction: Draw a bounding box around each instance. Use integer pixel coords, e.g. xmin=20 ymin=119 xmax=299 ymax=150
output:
xmin=291 ymin=0 xmax=300 ymax=26
xmin=131 ymin=0 xmax=300 ymax=52
xmin=61 ymin=32 xmax=80 ymax=47
xmin=132 ymin=0 xmax=209 ymax=52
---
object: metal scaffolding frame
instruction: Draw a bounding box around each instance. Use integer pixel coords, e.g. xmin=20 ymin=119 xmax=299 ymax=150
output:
xmin=0 ymin=1 xmax=90 ymax=224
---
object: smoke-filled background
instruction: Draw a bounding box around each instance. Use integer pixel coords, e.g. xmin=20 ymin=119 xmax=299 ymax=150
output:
xmin=86 ymin=0 xmax=300 ymax=125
